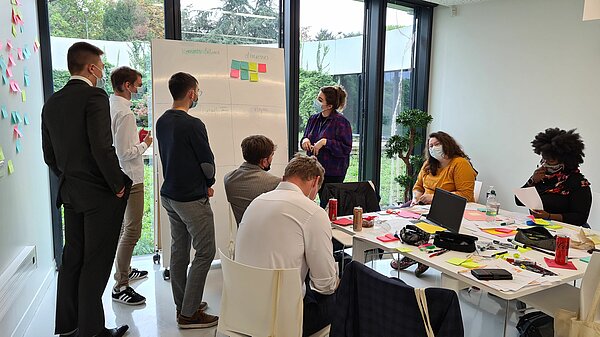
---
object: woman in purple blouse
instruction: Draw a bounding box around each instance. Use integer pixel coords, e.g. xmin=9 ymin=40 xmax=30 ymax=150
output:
xmin=301 ymin=85 xmax=353 ymax=207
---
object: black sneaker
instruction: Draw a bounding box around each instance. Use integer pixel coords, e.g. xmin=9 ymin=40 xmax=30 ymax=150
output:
xmin=128 ymin=268 xmax=148 ymax=281
xmin=112 ymin=286 xmax=146 ymax=305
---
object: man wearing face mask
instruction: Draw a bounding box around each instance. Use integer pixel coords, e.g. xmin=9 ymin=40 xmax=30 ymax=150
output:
xmin=42 ymin=42 xmax=131 ymax=337
xmin=516 ymin=128 xmax=592 ymax=227
xmin=108 ymin=66 xmax=152 ymax=306
xmin=155 ymin=72 xmax=218 ymax=329
xmin=224 ymin=135 xmax=281 ymax=226
xmin=236 ymin=154 xmax=339 ymax=336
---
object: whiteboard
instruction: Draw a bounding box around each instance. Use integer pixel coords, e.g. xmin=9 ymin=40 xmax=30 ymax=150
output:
xmin=151 ymin=40 xmax=288 ymax=267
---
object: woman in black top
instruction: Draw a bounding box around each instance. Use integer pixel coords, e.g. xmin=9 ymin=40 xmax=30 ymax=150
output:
xmin=516 ymin=128 xmax=592 ymax=227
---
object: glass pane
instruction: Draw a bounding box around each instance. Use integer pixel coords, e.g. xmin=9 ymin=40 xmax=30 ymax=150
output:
xmin=181 ymin=0 xmax=280 ymax=46
xmin=299 ymin=0 xmax=364 ymax=183
xmin=380 ymin=4 xmax=415 ymax=206
xmin=48 ymin=0 xmax=165 ymax=255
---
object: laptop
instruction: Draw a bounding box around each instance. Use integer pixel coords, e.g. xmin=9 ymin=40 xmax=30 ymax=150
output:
xmin=415 ymin=188 xmax=467 ymax=233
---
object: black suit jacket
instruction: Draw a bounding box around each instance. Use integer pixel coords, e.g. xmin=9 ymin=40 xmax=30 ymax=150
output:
xmin=42 ymin=79 xmax=130 ymax=210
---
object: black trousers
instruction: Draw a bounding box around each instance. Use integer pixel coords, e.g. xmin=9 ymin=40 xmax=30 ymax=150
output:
xmin=55 ymin=193 xmax=128 ymax=337
xmin=303 ymin=281 xmax=336 ymax=336
xmin=318 ymin=175 xmax=345 ymax=208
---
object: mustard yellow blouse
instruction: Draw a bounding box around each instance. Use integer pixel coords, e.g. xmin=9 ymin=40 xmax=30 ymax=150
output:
xmin=413 ymin=157 xmax=477 ymax=202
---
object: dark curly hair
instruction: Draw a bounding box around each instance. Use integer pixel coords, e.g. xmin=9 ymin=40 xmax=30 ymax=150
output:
xmin=531 ymin=128 xmax=585 ymax=172
xmin=425 ymin=131 xmax=470 ymax=176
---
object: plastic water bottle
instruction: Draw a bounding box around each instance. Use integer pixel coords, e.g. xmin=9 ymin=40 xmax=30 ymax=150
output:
xmin=486 ymin=186 xmax=500 ymax=223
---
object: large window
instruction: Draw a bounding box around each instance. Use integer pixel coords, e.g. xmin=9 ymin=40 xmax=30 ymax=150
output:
xmin=48 ymin=0 xmax=164 ymax=255
xmin=379 ymin=4 xmax=415 ymax=206
xmin=298 ymin=0 xmax=365 ymax=183
xmin=181 ymin=0 xmax=280 ymax=46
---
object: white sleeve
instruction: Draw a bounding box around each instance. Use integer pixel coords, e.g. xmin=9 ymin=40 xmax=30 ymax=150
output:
xmin=113 ymin=112 xmax=147 ymax=162
xmin=304 ymin=209 xmax=338 ymax=295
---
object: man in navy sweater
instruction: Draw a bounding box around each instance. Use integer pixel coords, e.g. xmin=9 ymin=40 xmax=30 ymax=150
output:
xmin=156 ymin=72 xmax=218 ymax=329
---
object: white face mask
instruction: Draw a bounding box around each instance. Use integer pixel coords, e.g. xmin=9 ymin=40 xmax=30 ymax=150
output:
xmin=91 ymin=64 xmax=106 ymax=89
xmin=308 ymin=178 xmax=319 ymax=200
xmin=429 ymin=145 xmax=445 ymax=161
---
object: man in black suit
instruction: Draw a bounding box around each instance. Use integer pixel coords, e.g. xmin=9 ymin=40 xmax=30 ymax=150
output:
xmin=42 ymin=42 xmax=131 ymax=337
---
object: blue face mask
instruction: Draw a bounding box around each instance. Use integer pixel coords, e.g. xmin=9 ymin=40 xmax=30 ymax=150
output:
xmin=128 ymin=87 xmax=143 ymax=101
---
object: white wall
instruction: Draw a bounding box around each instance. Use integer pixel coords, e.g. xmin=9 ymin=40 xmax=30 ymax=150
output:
xmin=0 ymin=1 xmax=55 ymax=336
xmin=429 ymin=0 xmax=600 ymax=213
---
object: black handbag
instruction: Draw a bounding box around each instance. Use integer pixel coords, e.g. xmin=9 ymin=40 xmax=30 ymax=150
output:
xmin=514 ymin=227 xmax=556 ymax=251
xmin=433 ymin=231 xmax=478 ymax=253
xmin=398 ymin=224 xmax=431 ymax=246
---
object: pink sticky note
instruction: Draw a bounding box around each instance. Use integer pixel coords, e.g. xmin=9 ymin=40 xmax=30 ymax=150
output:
xmin=230 ymin=68 xmax=240 ymax=78
xmin=17 ymin=48 xmax=23 ymax=60
xmin=258 ymin=63 xmax=267 ymax=73
xmin=13 ymin=125 xmax=22 ymax=138
xmin=6 ymin=67 xmax=13 ymax=78
xmin=396 ymin=210 xmax=421 ymax=219
xmin=464 ymin=210 xmax=487 ymax=221
xmin=33 ymin=39 xmax=39 ymax=52
xmin=10 ymin=80 xmax=20 ymax=93
xmin=6 ymin=40 xmax=13 ymax=51
xmin=544 ymin=257 xmax=577 ymax=270
xmin=8 ymin=54 xmax=16 ymax=66
xmin=495 ymin=227 xmax=514 ymax=233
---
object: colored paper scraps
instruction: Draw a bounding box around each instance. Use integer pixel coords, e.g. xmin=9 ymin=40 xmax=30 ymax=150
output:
xmin=7 ymin=160 xmax=14 ymax=174
xmin=446 ymin=258 xmax=482 ymax=269
xmin=396 ymin=247 xmax=413 ymax=253
xmin=481 ymin=228 xmax=518 ymax=238
xmin=415 ymin=222 xmax=446 ymax=234
xmin=544 ymin=257 xmax=577 ymax=270
xmin=464 ymin=210 xmax=487 ymax=221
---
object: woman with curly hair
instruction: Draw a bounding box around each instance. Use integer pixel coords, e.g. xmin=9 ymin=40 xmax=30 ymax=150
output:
xmin=392 ymin=131 xmax=477 ymax=276
xmin=516 ymin=128 xmax=592 ymax=227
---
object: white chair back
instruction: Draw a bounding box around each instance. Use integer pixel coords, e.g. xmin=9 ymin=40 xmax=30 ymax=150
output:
xmin=587 ymin=192 xmax=600 ymax=230
xmin=218 ymin=249 xmax=303 ymax=337
xmin=474 ymin=181 xmax=483 ymax=203
xmin=580 ymin=252 xmax=600 ymax=321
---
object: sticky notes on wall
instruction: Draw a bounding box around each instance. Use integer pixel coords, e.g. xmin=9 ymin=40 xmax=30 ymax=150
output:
xmin=7 ymin=160 xmax=14 ymax=174
xmin=0 ymin=146 xmax=4 ymax=161
xmin=1 ymin=106 xmax=7 ymax=119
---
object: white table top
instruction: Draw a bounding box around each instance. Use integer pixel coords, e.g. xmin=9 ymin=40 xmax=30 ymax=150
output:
xmin=332 ymin=203 xmax=595 ymax=300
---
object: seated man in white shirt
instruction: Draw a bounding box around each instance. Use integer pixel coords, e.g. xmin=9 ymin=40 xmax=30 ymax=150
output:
xmin=235 ymin=154 xmax=338 ymax=336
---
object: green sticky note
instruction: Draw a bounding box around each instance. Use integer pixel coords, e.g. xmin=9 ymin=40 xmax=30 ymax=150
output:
xmin=534 ymin=218 xmax=550 ymax=225
xmin=396 ymin=247 xmax=413 ymax=253
xmin=2 ymin=73 xmax=7 ymax=85
xmin=21 ymin=90 xmax=26 ymax=102
xmin=447 ymin=258 xmax=468 ymax=266
xmin=240 ymin=61 xmax=249 ymax=70
xmin=240 ymin=69 xmax=249 ymax=80
xmin=0 ymin=146 xmax=4 ymax=161
xmin=1 ymin=106 xmax=7 ymax=119
xmin=517 ymin=247 xmax=532 ymax=253
xmin=24 ymin=74 xmax=29 ymax=87
xmin=249 ymin=72 xmax=259 ymax=82
xmin=580 ymin=256 xmax=591 ymax=263
xmin=12 ymin=25 xmax=17 ymax=37
xmin=7 ymin=160 xmax=14 ymax=174
xmin=249 ymin=62 xmax=258 ymax=72
xmin=461 ymin=261 xmax=481 ymax=269
xmin=231 ymin=60 xmax=240 ymax=70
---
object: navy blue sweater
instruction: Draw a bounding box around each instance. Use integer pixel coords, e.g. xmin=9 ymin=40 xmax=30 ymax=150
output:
xmin=156 ymin=109 xmax=215 ymax=202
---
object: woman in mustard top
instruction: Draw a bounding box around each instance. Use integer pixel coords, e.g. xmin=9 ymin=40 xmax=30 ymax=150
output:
xmin=392 ymin=131 xmax=477 ymax=275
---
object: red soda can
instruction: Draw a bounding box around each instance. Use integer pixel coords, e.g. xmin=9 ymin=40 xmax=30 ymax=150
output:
xmin=555 ymin=235 xmax=570 ymax=265
xmin=328 ymin=198 xmax=338 ymax=221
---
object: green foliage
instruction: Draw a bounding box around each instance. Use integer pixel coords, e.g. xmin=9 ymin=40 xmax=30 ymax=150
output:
xmin=49 ymin=0 xmax=106 ymax=39
xmin=52 ymin=69 xmax=71 ymax=93
xmin=298 ymin=69 xmax=336 ymax=134
xmin=102 ymin=0 xmax=136 ymax=41
xmin=133 ymin=163 xmax=155 ymax=256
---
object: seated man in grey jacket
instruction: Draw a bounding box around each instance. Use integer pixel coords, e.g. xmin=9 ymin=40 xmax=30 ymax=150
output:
xmin=224 ymin=135 xmax=281 ymax=226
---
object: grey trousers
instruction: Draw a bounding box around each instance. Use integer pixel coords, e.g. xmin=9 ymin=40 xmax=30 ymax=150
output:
xmin=114 ymin=183 xmax=144 ymax=288
xmin=161 ymin=196 xmax=216 ymax=317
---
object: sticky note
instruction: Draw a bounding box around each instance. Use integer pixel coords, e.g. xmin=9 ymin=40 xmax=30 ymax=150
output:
xmin=24 ymin=74 xmax=29 ymax=87
xmin=396 ymin=248 xmax=413 ymax=253
xmin=33 ymin=39 xmax=39 ymax=52
xmin=249 ymin=72 xmax=259 ymax=82
xmin=1 ymin=73 xmax=7 ymax=85
xmin=0 ymin=146 xmax=4 ymax=161
xmin=1 ymin=106 xmax=7 ymax=119
xmin=23 ymin=47 xmax=30 ymax=59
xmin=15 ymin=139 xmax=22 ymax=153
xmin=11 ymin=112 xmax=18 ymax=124
xmin=12 ymin=25 xmax=17 ymax=37
xmin=21 ymin=90 xmax=26 ymax=102
xmin=8 ymin=54 xmax=16 ymax=66
xmin=240 ymin=61 xmax=249 ymax=70
xmin=534 ymin=219 xmax=550 ymax=225
xmin=447 ymin=258 xmax=469 ymax=266
xmin=547 ymin=225 xmax=563 ymax=229
xmin=414 ymin=222 xmax=446 ymax=234
xmin=7 ymin=160 xmax=14 ymax=174
xmin=580 ymin=256 xmax=591 ymax=263
xmin=24 ymin=114 xmax=29 ymax=125
xmin=0 ymin=57 xmax=6 ymax=70
xmin=248 ymin=62 xmax=258 ymax=72
xmin=229 ymin=68 xmax=240 ymax=78
xmin=17 ymin=48 xmax=23 ymax=60
xmin=231 ymin=60 xmax=240 ymax=70
xmin=7 ymin=39 xmax=13 ymax=50
xmin=589 ymin=235 xmax=600 ymax=245
xmin=461 ymin=261 xmax=481 ymax=269
xmin=258 ymin=63 xmax=267 ymax=73
xmin=13 ymin=125 xmax=22 ymax=138
xmin=240 ymin=69 xmax=249 ymax=80
xmin=6 ymin=67 xmax=13 ymax=78
xmin=14 ymin=111 xmax=21 ymax=124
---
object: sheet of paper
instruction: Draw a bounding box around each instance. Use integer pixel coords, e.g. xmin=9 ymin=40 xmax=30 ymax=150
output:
xmin=583 ymin=0 xmax=600 ymax=21
xmin=414 ymin=221 xmax=446 ymax=234
xmin=514 ymin=187 xmax=544 ymax=210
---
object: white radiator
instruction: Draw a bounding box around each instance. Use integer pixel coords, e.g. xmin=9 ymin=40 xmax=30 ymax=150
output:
xmin=0 ymin=246 xmax=37 ymax=320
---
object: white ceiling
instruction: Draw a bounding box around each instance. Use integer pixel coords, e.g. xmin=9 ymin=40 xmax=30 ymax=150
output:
xmin=426 ymin=0 xmax=492 ymax=6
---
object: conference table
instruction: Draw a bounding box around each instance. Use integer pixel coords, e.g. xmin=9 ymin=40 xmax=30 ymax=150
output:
xmin=332 ymin=203 xmax=597 ymax=336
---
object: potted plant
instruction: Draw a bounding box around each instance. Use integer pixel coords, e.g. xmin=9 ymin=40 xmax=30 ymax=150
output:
xmin=385 ymin=109 xmax=433 ymax=202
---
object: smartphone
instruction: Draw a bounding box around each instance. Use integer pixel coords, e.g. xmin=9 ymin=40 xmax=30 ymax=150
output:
xmin=471 ymin=268 xmax=513 ymax=280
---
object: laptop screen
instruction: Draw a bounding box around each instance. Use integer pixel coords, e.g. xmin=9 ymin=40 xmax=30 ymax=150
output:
xmin=426 ymin=188 xmax=467 ymax=233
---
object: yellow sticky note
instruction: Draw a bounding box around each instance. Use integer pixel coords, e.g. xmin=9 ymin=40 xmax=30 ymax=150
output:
xmin=7 ymin=160 xmax=14 ymax=174
xmin=249 ymin=62 xmax=258 ymax=72
xmin=249 ymin=72 xmax=259 ymax=82
xmin=12 ymin=25 xmax=17 ymax=37
xmin=547 ymin=225 xmax=563 ymax=229
xmin=534 ymin=219 xmax=550 ymax=225
xmin=396 ymin=248 xmax=413 ymax=253
xmin=589 ymin=235 xmax=600 ymax=245
xmin=0 ymin=146 xmax=4 ymax=161
xmin=517 ymin=247 xmax=532 ymax=253
xmin=415 ymin=222 xmax=446 ymax=234
xmin=21 ymin=90 xmax=26 ymax=102
xmin=461 ymin=261 xmax=481 ymax=269
xmin=447 ymin=258 xmax=468 ymax=266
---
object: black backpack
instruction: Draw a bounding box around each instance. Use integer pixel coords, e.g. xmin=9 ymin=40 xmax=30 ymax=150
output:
xmin=516 ymin=311 xmax=554 ymax=337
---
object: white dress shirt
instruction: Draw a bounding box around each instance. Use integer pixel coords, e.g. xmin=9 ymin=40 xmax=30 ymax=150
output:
xmin=109 ymin=94 xmax=148 ymax=184
xmin=70 ymin=75 xmax=93 ymax=86
xmin=235 ymin=181 xmax=338 ymax=295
